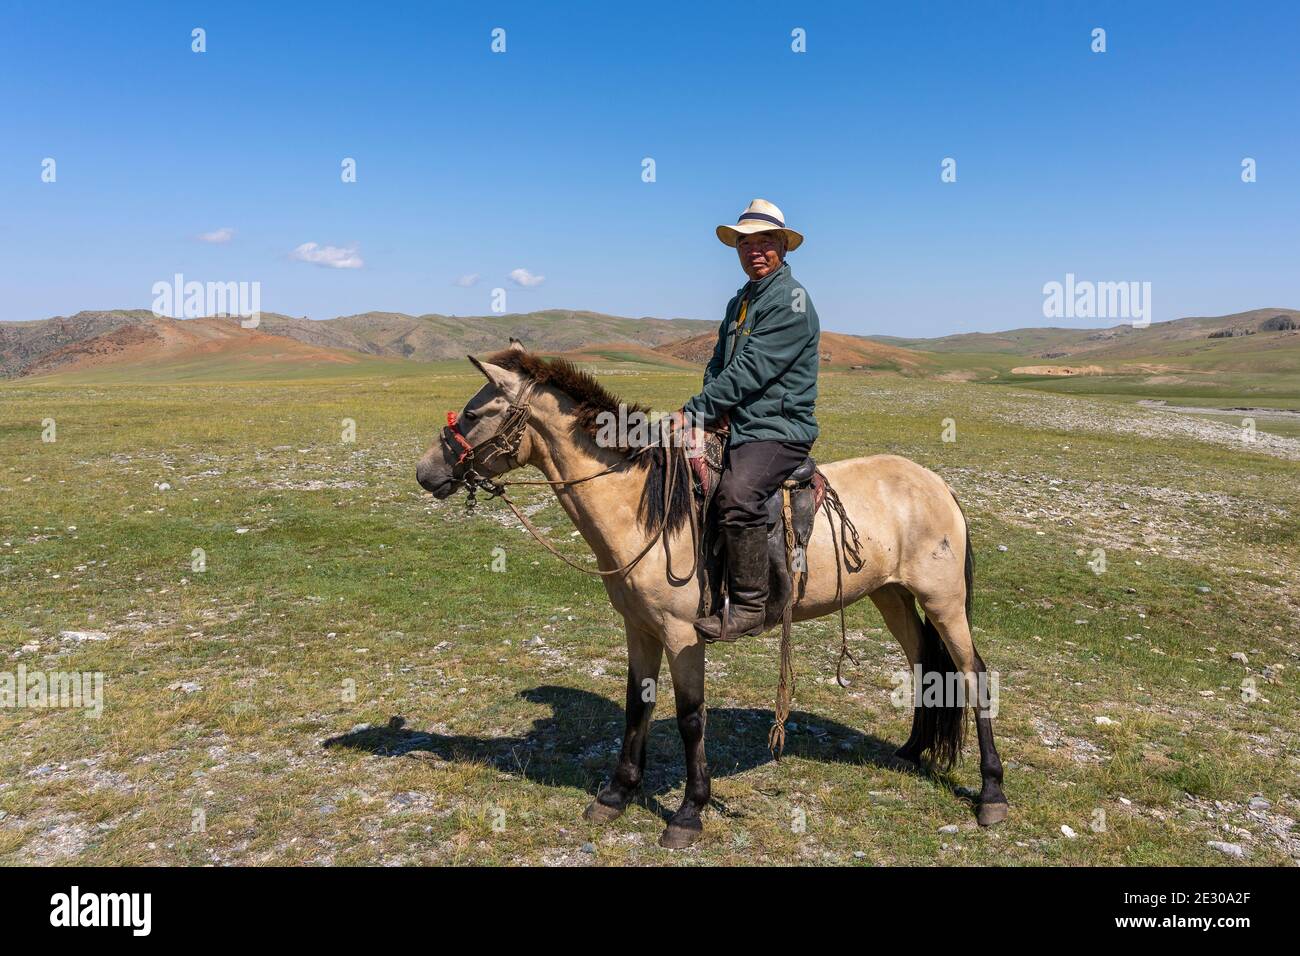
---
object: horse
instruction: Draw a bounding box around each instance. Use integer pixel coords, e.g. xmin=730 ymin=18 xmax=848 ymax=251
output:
xmin=416 ymin=342 xmax=1007 ymax=849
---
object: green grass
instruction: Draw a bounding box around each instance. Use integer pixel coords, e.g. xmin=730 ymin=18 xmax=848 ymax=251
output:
xmin=23 ymin=353 xmax=425 ymax=385
xmin=0 ymin=361 xmax=1296 ymax=865
xmin=882 ymin=317 xmax=1300 ymax=418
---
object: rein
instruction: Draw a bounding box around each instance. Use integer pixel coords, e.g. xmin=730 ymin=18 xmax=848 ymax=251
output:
xmin=443 ymin=384 xmax=699 ymax=580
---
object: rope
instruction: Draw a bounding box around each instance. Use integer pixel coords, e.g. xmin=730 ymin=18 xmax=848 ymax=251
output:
xmin=820 ymin=481 xmax=864 ymax=688
xmin=495 ymin=441 xmax=698 ymax=581
xmin=768 ymin=485 xmax=798 ymax=758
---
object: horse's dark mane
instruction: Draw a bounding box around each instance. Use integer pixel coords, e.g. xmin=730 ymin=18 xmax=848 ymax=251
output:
xmin=485 ymin=348 xmax=692 ymax=535
xmin=486 ymin=349 xmax=648 ymax=448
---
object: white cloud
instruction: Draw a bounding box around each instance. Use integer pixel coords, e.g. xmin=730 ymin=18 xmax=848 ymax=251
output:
xmin=290 ymin=242 xmax=364 ymax=270
xmin=509 ymin=268 xmax=545 ymax=287
xmin=197 ymin=227 xmax=234 ymax=243
xmin=454 ymin=273 xmax=481 ymax=287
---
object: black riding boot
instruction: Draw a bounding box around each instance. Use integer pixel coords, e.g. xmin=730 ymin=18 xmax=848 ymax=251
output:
xmin=695 ymin=525 xmax=770 ymax=643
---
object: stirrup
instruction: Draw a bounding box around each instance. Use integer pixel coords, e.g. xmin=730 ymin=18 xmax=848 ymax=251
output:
xmin=694 ymin=597 xmax=735 ymax=644
xmin=695 ymin=597 xmax=739 ymax=644
xmin=697 ymin=594 xmax=768 ymax=644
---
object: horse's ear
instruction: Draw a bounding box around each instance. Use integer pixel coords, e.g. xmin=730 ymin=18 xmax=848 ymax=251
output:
xmin=507 ymin=337 xmax=525 ymax=352
xmin=467 ymin=355 xmax=515 ymax=392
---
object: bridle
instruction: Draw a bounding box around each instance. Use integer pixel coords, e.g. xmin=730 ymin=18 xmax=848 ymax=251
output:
xmin=441 ymin=379 xmax=538 ymax=503
xmin=440 ymin=380 xmax=699 ymax=581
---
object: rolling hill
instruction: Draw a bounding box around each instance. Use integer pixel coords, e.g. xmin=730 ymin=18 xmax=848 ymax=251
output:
xmin=11 ymin=316 xmax=412 ymax=383
xmin=6 ymin=307 xmax=1296 ymax=402
xmin=291 ymin=310 xmax=718 ymax=360
xmin=867 ymin=308 xmax=1300 ymax=400
xmin=0 ymin=309 xmax=719 ymax=381
xmin=656 ymin=330 xmax=931 ymax=372
xmin=0 ymin=310 xmax=157 ymax=378
xmin=870 ymin=308 xmax=1300 ymax=360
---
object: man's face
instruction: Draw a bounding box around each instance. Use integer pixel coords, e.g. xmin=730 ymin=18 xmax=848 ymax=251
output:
xmin=736 ymin=231 xmax=785 ymax=280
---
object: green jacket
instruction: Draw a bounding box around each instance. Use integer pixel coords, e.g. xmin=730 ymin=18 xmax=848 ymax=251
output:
xmin=683 ymin=262 xmax=820 ymax=446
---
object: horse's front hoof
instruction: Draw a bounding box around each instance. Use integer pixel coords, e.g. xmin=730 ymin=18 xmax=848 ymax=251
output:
xmin=584 ymin=796 xmax=627 ymax=824
xmin=658 ymin=820 xmax=703 ymax=849
xmin=976 ymin=801 xmax=1009 ymax=827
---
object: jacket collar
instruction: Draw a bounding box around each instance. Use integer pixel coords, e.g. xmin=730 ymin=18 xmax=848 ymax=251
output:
xmin=737 ymin=261 xmax=790 ymax=300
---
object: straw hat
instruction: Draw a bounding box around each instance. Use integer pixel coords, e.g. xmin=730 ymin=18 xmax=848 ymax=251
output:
xmin=715 ymin=198 xmax=804 ymax=252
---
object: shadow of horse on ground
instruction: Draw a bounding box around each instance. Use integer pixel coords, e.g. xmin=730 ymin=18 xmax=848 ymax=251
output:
xmin=323 ymin=685 xmax=963 ymax=822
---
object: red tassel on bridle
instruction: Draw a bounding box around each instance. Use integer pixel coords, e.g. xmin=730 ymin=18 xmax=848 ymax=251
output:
xmin=445 ymin=410 xmax=475 ymax=464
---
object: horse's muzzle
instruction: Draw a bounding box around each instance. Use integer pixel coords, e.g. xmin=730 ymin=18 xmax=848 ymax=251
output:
xmin=416 ymin=462 xmax=456 ymax=499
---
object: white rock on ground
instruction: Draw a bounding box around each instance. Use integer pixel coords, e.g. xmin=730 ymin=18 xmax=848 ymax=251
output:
xmin=1206 ymin=841 xmax=1247 ymax=859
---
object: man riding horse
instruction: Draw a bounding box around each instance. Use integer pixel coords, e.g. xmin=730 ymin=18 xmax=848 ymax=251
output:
xmin=417 ymin=198 xmax=1009 ymax=845
xmin=669 ymin=199 xmax=820 ymax=644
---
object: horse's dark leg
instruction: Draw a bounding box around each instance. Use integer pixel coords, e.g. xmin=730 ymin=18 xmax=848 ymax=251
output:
xmin=867 ymin=586 xmax=926 ymax=762
xmin=972 ymin=650 xmax=1008 ymax=825
xmin=924 ymin=598 xmax=1009 ymax=826
xmin=660 ymin=638 xmax=709 ymax=849
xmin=895 ymin=706 xmax=926 ymax=763
xmin=585 ymin=626 xmax=663 ymax=823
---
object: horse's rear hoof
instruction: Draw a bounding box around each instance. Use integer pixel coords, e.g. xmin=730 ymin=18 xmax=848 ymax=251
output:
xmin=584 ymin=798 xmax=626 ymax=824
xmin=977 ymin=801 xmax=1009 ymax=827
xmin=893 ymin=745 xmax=922 ymax=765
xmin=658 ymin=821 xmax=703 ymax=849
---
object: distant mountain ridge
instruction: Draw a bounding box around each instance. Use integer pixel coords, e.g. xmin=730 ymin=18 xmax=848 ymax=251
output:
xmin=6 ymin=314 xmax=382 ymax=380
xmin=254 ymin=309 xmax=717 ymax=361
xmin=656 ymin=330 xmax=928 ymax=371
xmin=5 ymin=306 xmax=1296 ymax=384
xmin=869 ymin=308 xmax=1300 ymax=359
xmin=0 ymin=309 xmax=719 ymax=379
xmin=0 ymin=310 xmax=156 ymax=378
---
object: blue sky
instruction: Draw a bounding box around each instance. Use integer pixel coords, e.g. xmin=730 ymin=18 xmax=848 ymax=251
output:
xmin=2 ymin=0 xmax=1297 ymax=335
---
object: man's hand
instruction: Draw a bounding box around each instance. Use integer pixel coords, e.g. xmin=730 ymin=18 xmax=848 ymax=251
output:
xmin=663 ymin=409 xmax=705 ymax=458
xmin=664 ymin=409 xmax=687 ymax=438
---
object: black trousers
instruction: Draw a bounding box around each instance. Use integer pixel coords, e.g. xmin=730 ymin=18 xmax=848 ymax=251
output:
xmin=714 ymin=439 xmax=814 ymax=528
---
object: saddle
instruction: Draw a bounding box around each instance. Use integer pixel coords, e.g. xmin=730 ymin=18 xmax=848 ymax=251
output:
xmin=689 ymin=431 xmax=827 ymax=626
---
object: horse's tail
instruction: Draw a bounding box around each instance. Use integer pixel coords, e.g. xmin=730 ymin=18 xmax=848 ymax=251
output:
xmin=915 ymin=614 xmax=967 ymax=771
xmin=913 ymin=486 xmax=973 ymax=771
